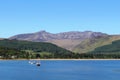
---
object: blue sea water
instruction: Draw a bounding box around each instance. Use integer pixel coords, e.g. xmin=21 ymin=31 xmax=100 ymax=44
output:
xmin=0 ymin=60 xmax=120 ymax=80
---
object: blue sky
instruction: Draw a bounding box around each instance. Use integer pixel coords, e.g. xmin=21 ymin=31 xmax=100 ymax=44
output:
xmin=0 ymin=0 xmax=120 ymax=38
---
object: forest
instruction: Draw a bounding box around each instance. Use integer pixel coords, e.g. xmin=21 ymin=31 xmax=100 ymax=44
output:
xmin=0 ymin=39 xmax=73 ymax=59
xmin=0 ymin=39 xmax=120 ymax=59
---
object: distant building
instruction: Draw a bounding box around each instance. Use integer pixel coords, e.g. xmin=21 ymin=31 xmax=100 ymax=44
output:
xmin=11 ymin=56 xmax=17 ymax=59
xmin=0 ymin=56 xmax=3 ymax=59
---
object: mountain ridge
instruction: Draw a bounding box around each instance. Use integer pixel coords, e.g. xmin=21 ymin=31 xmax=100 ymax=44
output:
xmin=9 ymin=30 xmax=120 ymax=53
xmin=9 ymin=30 xmax=108 ymax=41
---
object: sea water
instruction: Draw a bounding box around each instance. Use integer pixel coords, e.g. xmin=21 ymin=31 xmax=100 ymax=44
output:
xmin=0 ymin=60 xmax=120 ymax=80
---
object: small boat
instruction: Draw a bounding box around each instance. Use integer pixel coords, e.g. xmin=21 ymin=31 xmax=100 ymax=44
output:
xmin=36 ymin=60 xmax=41 ymax=66
xmin=29 ymin=61 xmax=33 ymax=64
xmin=29 ymin=60 xmax=41 ymax=66
xmin=36 ymin=62 xmax=40 ymax=66
xmin=29 ymin=60 xmax=36 ymax=64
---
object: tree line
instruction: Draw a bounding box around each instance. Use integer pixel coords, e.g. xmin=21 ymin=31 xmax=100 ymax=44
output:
xmin=0 ymin=39 xmax=120 ymax=59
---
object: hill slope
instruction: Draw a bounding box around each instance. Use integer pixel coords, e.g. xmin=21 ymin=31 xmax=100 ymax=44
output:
xmin=9 ymin=30 xmax=120 ymax=53
xmin=90 ymin=39 xmax=120 ymax=54
xmin=0 ymin=39 xmax=73 ymax=58
xmin=9 ymin=30 xmax=108 ymax=51
xmin=73 ymin=35 xmax=120 ymax=53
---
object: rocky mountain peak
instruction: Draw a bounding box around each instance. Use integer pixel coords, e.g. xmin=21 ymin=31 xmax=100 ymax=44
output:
xmin=9 ymin=31 xmax=108 ymax=42
xmin=36 ymin=30 xmax=47 ymax=33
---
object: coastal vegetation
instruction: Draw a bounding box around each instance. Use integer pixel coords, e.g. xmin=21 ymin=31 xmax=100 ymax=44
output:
xmin=0 ymin=39 xmax=73 ymax=59
xmin=0 ymin=47 xmax=28 ymax=59
xmin=0 ymin=39 xmax=120 ymax=59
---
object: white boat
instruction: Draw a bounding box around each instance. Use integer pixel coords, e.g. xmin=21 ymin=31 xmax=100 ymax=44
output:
xmin=36 ymin=60 xmax=41 ymax=66
xmin=29 ymin=60 xmax=41 ymax=66
xmin=36 ymin=62 xmax=40 ymax=66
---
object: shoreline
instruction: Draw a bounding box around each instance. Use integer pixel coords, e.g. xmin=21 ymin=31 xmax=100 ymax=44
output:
xmin=36 ymin=59 xmax=120 ymax=60
xmin=1 ymin=59 xmax=120 ymax=60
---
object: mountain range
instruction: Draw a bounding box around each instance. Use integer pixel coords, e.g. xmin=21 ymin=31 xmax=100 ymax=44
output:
xmin=9 ymin=30 xmax=120 ymax=53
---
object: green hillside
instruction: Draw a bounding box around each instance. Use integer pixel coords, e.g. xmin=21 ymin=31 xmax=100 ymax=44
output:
xmin=0 ymin=39 xmax=73 ymax=59
xmin=80 ymin=39 xmax=120 ymax=59
xmin=73 ymin=36 xmax=120 ymax=53
xmin=0 ymin=47 xmax=27 ymax=59
xmin=1 ymin=38 xmax=120 ymax=59
xmin=90 ymin=40 xmax=120 ymax=53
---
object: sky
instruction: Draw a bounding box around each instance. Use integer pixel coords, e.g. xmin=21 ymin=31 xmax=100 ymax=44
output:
xmin=0 ymin=0 xmax=120 ymax=38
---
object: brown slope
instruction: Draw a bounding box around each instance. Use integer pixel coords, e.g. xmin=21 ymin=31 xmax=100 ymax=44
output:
xmin=47 ymin=39 xmax=83 ymax=50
